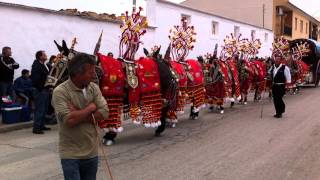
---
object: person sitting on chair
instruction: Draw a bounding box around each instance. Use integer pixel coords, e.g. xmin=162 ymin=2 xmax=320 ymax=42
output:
xmin=13 ymin=69 xmax=33 ymax=106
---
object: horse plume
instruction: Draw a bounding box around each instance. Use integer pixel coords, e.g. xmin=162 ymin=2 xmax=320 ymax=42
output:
xmin=94 ymin=30 xmax=103 ymax=55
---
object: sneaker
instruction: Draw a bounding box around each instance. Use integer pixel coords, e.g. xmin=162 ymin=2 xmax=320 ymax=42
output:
xmin=33 ymin=129 xmax=44 ymax=134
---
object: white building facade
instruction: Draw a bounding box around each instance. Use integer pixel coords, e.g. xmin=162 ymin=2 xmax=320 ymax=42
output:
xmin=0 ymin=0 xmax=273 ymax=78
xmin=148 ymin=0 xmax=273 ymax=58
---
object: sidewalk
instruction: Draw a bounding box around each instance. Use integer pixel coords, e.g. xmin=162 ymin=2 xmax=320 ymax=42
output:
xmin=0 ymin=120 xmax=33 ymax=133
xmin=0 ymin=103 xmax=34 ymax=133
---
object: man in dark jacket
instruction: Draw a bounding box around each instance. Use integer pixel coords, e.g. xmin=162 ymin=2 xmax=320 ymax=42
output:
xmin=31 ymin=50 xmax=51 ymax=134
xmin=270 ymin=55 xmax=291 ymax=118
xmin=14 ymin=69 xmax=33 ymax=106
xmin=0 ymin=47 xmax=19 ymax=98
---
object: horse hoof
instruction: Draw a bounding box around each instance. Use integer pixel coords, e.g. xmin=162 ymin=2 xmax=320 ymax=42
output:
xmin=117 ymin=127 xmax=124 ymax=133
xmin=194 ymin=116 xmax=198 ymax=120
xmin=220 ymin=110 xmax=224 ymax=114
xmin=244 ymin=102 xmax=247 ymax=105
xmin=155 ymin=132 xmax=162 ymax=137
xmin=103 ymin=140 xmax=114 ymax=146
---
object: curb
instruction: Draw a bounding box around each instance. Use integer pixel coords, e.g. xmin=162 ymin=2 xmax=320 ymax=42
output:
xmin=0 ymin=121 xmax=33 ymax=133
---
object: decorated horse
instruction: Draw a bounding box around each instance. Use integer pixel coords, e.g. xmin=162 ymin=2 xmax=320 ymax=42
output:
xmin=198 ymin=51 xmax=226 ymax=114
xmin=97 ymin=7 xmax=178 ymax=144
xmin=219 ymin=33 xmax=242 ymax=107
xmin=166 ymin=17 xmax=206 ymax=123
xmin=46 ymin=7 xmax=177 ymax=146
xmin=287 ymin=41 xmax=310 ymax=93
xmin=237 ymin=35 xmax=267 ymax=104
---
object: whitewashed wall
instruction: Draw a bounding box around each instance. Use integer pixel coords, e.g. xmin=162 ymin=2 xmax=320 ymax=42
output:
xmin=149 ymin=0 xmax=274 ymax=59
xmin=0 ymin=1 xmax=273 ymax=79
xmin=0 ymin=5 xmax=156 ymax=78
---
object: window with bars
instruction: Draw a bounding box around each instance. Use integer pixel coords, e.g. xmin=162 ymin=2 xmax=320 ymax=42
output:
xmin=212 ymin=21 xmax=219 ymax=37
xmin=234 ymin=26 xmax=240 ymax=37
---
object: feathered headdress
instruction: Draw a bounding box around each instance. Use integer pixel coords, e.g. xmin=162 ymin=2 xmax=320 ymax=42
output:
xmin=249 ymin=38 xmax=261 ymax=57
xmin=291 ymin=41 xmax=310 ymax=61
xmin=168 ymin=17 xmax=197 ymax=62
xmin=237 ymin=37 xmax=250 ymax=59
xmin=119 ymin=7 xmax=148 ymax=61
xmin=220 ymin=33 xmax=240 ymax=60
xmin=272 ymin=36 xmax=290 ymax=59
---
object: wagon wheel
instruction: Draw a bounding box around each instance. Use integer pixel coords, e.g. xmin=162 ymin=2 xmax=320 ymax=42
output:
xmin=314 ymin=60 xmax=320 ymax=87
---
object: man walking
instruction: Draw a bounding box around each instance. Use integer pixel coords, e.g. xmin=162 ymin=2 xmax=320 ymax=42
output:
xmin=271 ymin=55 xmax=291 ymax=118
xmin=0 ymin=47 xmax=19 ymax=98
xmin=52 ymin=53 xmax=108 ymax=180
xmin=31 ymin=51 xmax=51 ymax=134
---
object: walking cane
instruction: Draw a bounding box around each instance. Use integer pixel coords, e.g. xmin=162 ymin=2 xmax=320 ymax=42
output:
xmin=260 ymin=78 xmax=267 ymax=119
xmin=83 ymin=90 xmax=114 ymax=180
xmin=91 ymin=114 xmax=115 ymax=180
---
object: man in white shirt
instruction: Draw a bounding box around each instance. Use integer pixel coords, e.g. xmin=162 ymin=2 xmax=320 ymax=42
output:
xmin=270 ymin=55 xmax=291 ymax=118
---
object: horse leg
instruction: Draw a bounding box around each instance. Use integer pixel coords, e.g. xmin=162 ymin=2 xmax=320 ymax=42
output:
xmin=219 ymin=104 xmax=224 ymax=114
xmin=155 ymin=106 xmax=169 ymax=137
xmin=230 ymin=98 xmax=235 ymax=108
xmin=244 ymin=94 xmax=248 ymax=105
xmin=189 ymin=106 xmax=195 ymax=120
xmin=193 ymin=109 xmax=199 ymax=120
xmin=103 ymin=131 xmax=117 ymax=146
xmin=209 ymin=105 xmax=214 ymax=112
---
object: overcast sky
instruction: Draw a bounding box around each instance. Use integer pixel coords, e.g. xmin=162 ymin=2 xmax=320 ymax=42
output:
xmin=1 ymin=0 xmax=319 ymax=18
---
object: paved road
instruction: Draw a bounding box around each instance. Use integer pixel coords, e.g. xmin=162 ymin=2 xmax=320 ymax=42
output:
xmin=1 ymin=87 xmax=320 ymax=180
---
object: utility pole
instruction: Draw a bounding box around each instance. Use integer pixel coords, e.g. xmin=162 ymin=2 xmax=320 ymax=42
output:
xmin=133 ymin=0 xmax=137 ymax=8
xmin=262 ymin=3 xmax=265 ymax=28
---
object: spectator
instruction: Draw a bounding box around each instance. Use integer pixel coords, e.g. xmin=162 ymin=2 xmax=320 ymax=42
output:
xmin=45 ymin=55 xmax=57 ymax=125
xmin=31 ymin=50 xmax=51 ymax=134
xmin=0 ymin=47 xmax=19 ymax=98
xmin=52 ymin=53 xmax=108 ymax=180
xmin=46 ymin=55 xmax=56 ymax=70
xmin=13 ymin=69 xmax=33 ymax=106
xmin=107 ymin=52 xmax=113 ymax=57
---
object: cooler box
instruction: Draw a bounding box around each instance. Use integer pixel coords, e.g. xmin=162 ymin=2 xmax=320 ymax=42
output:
xmin=1 ymin=104 xmax=22 ymax=124
xmin=21 ymin=105 xmax=31 ymax=122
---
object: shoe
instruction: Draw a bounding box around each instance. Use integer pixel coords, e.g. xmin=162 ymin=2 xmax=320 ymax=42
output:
xmin=273 ymin=114 xmax=282 ymax=118
xmin=42 ymin=127 xmax=51 ymax=131
xmin=33 ymin=129 xmax=44 ymax=134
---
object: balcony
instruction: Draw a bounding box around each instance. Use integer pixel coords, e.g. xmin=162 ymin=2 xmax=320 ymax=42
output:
xmin=283 ymin=26 xmax=292 ymax=36
xmin=310 ymin=25 xmax=318 ymax=41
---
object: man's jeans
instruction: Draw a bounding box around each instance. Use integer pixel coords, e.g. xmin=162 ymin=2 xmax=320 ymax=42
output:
xmin=61 ymin=157 xmax=98 ymax=180
xmin=0 ymin=82 xmax=14 ymax=98
xmin=33 ymin=89 xmax=49 ymax=130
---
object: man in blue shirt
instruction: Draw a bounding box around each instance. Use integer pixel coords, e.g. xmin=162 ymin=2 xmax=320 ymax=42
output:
xmin=14 ymin=69 xmax=33 ymax=106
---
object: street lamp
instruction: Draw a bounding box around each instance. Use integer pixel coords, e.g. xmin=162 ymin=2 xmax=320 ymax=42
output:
xmin=277 ymin=7 xmax=285 ymax=35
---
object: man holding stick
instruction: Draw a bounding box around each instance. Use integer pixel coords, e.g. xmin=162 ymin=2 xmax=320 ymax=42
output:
xmin=52 ymin=53 xmax=109 ymax=180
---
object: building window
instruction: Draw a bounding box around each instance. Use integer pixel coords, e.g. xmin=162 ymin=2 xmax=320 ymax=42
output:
xmin=300 ymin=20 xmax=303 ymax=33
xmin=295 ymin=18 xmax=298 ymax=30
xmin=251 ymin=30 xmax=256 ymax=39
xmin=211 ymin=21 xmax=219 ymax=37
xmin=264 ymin=33 xmax=268 ymax=42
xmin=306 ymin=22 xmax=308 ymax=34
xmin=234 ymin=26 xmax=240 ymax=37
xmin=181 ymin=14 xmax=191 ymax=25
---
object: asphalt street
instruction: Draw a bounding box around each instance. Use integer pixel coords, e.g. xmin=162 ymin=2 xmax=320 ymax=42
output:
xmin=1 ymin=87 xmax=320 ymax=180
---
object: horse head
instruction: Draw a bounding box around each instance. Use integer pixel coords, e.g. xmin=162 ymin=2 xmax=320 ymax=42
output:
xmin=45 ymin=39 xmax=100 ymax=88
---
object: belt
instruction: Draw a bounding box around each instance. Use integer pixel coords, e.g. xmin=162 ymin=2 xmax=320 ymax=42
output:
xmin=273 ymin=82 xmax=285 ymax=85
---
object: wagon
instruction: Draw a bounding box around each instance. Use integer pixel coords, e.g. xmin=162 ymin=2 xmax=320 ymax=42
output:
xmin=290 ymin=39 xmax=320 ymax=87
